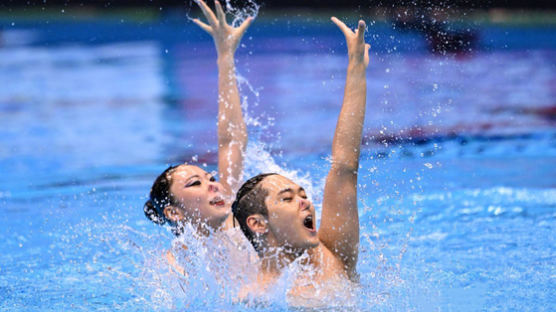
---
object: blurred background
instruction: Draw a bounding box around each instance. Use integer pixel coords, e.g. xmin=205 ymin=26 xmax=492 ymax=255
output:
xmin=2 ymin=0 xmax=555 ymax=8
xmin=0 ymin=0 xmax=555 ymax=311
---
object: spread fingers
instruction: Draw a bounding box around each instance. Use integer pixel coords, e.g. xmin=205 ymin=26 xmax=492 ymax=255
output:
xmin=192 ymin=18 xmax=212 ymax=34
xmin=331 ymin=16 xmax=352 ymax=37
xmin=237 ymin=16 xmax=254 ymax=36
xmin=195 ymin=0 xmax=218 ymax=26
xmin=214 ymin=0 xmax=227 ymax=25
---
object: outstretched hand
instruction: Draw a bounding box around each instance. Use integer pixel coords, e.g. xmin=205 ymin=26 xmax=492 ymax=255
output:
xmin=331 ymin=17 xmax=370 ymax=67
xmin=193 ymin=0 xmax=254 ymax=56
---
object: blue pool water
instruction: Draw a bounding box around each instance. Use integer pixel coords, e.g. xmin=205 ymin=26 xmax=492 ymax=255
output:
xmin=1 ymin=12 xmax=555 ymax=311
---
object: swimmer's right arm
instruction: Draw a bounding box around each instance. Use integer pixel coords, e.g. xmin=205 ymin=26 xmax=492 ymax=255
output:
xmin=193 ymin=0 xmax=253 ymax=195
xmin=319 ymin=17 xmax=370 ymax=278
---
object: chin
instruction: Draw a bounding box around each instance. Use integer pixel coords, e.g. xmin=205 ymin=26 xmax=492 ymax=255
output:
xmin=205 ymin=204 xmax=230 ymax=220
xmin=309 ymin=239 xmax=320 ymax=248
xmin=214 ymin=208 xmax=231 ymax=224
xmin=302 ymin=237 xmax=320 ymax=249
xmin=201 ymin=213 xmax=229 ymax=230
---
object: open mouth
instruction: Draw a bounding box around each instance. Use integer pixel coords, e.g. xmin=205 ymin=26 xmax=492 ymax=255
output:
xmin=303 ymin=214 xmax=315 ymax=231
xmin=209 ymin=197 xmax=225 ymax=206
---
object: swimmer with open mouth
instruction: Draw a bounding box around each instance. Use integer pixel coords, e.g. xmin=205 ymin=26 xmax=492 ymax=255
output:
xmin=232 ymin=16 xmax=370 ymax=302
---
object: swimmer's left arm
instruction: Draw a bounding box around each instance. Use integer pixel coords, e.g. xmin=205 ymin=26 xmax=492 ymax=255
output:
xmin=193 ymin=0 xmax=253 ymax=195
xmin=319 ymin=17 xmax=369 ymax=278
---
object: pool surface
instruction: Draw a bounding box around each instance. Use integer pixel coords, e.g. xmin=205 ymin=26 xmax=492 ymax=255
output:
xmin=1 ymin=10 xmax=555 ymax=311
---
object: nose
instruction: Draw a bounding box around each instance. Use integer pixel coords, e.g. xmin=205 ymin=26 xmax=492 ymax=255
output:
xmin=208 ymin=181 xmax=220 ymax=193
xmin=299 ymin=198 xmax=310 ymax=211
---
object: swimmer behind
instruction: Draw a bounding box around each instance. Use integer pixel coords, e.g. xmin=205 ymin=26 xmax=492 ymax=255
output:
xmin=143 ymin=0 xmax=255 ymax=276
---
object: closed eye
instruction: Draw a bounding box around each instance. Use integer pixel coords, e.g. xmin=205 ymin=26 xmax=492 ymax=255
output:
xmin=282 ymin=197 xmax=293 ymax=202
xmin=186 ymin=181 xmax=201 ymax=187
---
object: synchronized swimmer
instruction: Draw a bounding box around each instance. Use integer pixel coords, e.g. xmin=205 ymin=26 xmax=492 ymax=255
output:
xmin=144 ymin=0 xmax=370 ymax=304
xmin=143 ymin=0 xmax=252 ymax=275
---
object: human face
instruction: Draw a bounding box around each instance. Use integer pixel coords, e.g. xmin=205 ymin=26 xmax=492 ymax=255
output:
xmin=168 ymin=165 xmax=230 ymax=229
xmin=260 ymin=175 xmax=319 ymax=250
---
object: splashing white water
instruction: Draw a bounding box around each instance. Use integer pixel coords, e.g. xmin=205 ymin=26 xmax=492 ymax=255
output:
xmin=187 ymin=0 xmax=259 ymax=28
xmin=223 ymin=0 xmax=260 ymax=27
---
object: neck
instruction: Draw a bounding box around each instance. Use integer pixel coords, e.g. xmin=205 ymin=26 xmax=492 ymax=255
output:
xmin=175 ymin=218 xmax=222 ymax=237
xmin=221 ymin=210 xmax=236 ymax=231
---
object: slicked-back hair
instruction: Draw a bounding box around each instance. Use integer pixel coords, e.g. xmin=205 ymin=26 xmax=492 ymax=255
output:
xmin=232 ymin=173 xmax=277 ymax=252
xmin=143 ymin=165 xmax=180 ymax=226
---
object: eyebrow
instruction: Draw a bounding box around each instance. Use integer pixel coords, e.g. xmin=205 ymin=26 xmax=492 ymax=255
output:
xmin=186 ymin=174 xmax=201 ymax=182
xmin=186 ymin=172 xmax=214 ymax=182
xmin=277 ymin=187 xmax=305 ymax=195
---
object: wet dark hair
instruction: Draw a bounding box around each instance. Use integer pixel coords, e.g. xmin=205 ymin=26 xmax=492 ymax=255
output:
xmin=231 ymin=173 xmax=277 ymax=253
xmin=143 ymin=165 xmax=180 ymax=226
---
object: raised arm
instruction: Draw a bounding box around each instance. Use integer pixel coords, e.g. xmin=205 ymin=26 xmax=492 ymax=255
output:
xmin=318 ymin=17 xmax=370 ymax=277
xmin=193 ymin=0 xmax=253 ymax=195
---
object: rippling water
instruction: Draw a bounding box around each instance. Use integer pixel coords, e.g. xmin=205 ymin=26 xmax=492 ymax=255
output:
xmin=0 ymin=14 xmax=555 ymax=311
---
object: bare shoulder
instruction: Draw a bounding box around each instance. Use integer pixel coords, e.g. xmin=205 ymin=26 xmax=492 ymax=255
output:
xmin=307 ymin=244 xmax=344 ymax=276
xmin=311 ymin=243 xmax=357 ymax=281
xmin=285 ymin=245 xmax=359 ymax=307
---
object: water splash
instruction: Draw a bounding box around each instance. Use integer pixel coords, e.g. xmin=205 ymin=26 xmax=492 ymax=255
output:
xmin=223 ymin=0 xmax=260 ymax=28
xmin=186 ymin=0 xmax=259 ymax=28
